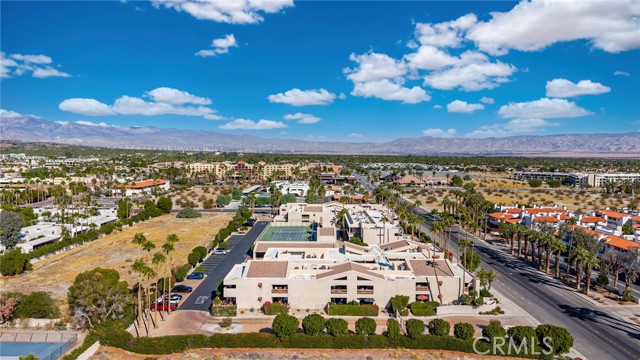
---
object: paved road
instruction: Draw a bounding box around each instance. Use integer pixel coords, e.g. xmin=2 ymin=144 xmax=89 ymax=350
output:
xmin=406 ymin=201 xmax=640 ymax=360
xmin=178 ymin=221 xmax=268 ymax=311
xmin=352 ymin=171 xmax=640 ymax=359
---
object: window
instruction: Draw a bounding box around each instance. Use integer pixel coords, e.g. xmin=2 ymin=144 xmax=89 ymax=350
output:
xmin=356 ymin=276 xmax=371 ymax=281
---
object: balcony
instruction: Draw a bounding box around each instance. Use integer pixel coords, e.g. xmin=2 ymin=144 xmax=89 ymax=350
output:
xmin=416 ymin=283 xmax=430 ymax=291
xmin=357 ymin=289 xmax=374 ymax=295
xmin=272 ymin=288 xmax=288 ymax=294
xmin=330 ymin=286 xmax=347 ymax=294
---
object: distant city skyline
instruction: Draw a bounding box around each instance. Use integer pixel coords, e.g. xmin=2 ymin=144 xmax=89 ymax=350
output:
xmin=1 ymin=0 xmax=639 ymax=142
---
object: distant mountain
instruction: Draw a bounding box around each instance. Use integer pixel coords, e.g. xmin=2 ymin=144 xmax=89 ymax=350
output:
xmin=2 ymin=115 xmax=639 ymax=156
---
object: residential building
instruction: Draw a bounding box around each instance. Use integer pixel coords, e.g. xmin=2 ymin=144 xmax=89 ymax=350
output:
xmin=113 ymin=179 xmax=170 ymax=197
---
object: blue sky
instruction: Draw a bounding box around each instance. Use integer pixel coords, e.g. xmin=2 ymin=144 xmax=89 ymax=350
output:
xmin=1 ymin=0 xmax=639 ymax=142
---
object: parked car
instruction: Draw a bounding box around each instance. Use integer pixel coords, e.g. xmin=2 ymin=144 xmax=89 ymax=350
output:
xmin=243 ymin=218 xmax=256 ymax=227
xmin=150 ymin=302 xmax=177 ymax=312
xmin=172 ymin=284 xmax=192 ymax=293
xmin=162 ymin=294 xmax=183 ymax=301
xmin=186 ymin=272 xmax=205 ymax=280
xmin=156 ymin=295 xmax=181 ymax=304
xmin=213 ymin=249 xmax=227 ymax=255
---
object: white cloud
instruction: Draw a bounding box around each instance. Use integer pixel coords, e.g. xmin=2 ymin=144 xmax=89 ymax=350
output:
xmin=447 ymin=100 xmax=484 ymax=113
xmin=614 ymin=71 xmax=630 ymax=77
xmin=59 ymin=87 xmax=221 ymax=118
xmin=152 ymin=0 xmax=293 ymax=24
xmin=480 ymin=96 xmax=494 ymax=104
xmin=219 ymin=118 xmax=286 ymax=130
xmin=1 ymin=52 xmax=70 ymax=78
xmin=347 ymin=133 xmax=363 ymax=138
xmin=0 ymin=109 xmax=23 ymax=118
xmin=196 ymin=34 xmax=238 ymax=57
xmin=146 ymin=87 xmax=211 ymax=105
xmin=423 ymin=58 xmax=516 ymax=91
xmin=433 ymin=104 xmax=443 ymax=109
xmin=345 ymin=52 xmax=430 ymax=104
xmin=422 ymin=128 xmax=457 ymax=138
xmin=74 ymin=120 xmax=111 ymax=127
xmin=545 ymin=79 xmax=611 ymax=98
xmin=466 ymin=118 xmax=559 ymax=138
xmin=466 ymin=0 xmax=640 ymax=55
xmin=351 ymin=79 xmax=430 ymax=104
xmin=498 ymin=98 xmax=592 ymax=119
xmin=267 ymin=88 xmax=336 ymax=106
xmin=283 ymin=112 xmax=321 ymax=124
xmin=59 ymin=99 xmax=116 ymax=116
xmin=346 ymin=52 xmax=407 ymax=82
xmin=414 ymin=13 xmax=477 ymax=48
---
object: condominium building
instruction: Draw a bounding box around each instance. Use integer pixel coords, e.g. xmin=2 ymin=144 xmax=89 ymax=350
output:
xmin=224 ymin=238 xmax=475 ymax=311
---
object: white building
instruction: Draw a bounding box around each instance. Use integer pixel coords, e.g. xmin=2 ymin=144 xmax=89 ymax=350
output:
xmin=112 ymin=179 xmax=170 ymax=197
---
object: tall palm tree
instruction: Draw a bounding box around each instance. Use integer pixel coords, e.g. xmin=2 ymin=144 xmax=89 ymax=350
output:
xmin=499 ymin=222 xmax=516 ymax=256
xmin=571 ymin=247 xmax=590 ymax=291
xmin=583 ymin=253 xmax=600 ymax=295
xmin=539 ymin=234 xmax=553 ymax=273
xmin=550 ymin=237 xmax=566 ymax=278
xmin=131 ymin=258 xmax=147 ymax=331
xmin=151 ymin=251 xmax=166 ymax=327
xmin=162 ymin=234 xmax=180 ymax=315
xmin=458 ymin=238 xmax=471 ymax=287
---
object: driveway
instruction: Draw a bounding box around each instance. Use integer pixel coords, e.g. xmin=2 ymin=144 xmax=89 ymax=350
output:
xmin=178 ymin=221 xmax=268 ymax=311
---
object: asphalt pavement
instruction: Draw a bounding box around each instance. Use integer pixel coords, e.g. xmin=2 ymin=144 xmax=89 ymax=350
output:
xmin=178 ymin=221 xmax=268 ymax=311
xmin=406 ymin=201 xmax=640 ymax=360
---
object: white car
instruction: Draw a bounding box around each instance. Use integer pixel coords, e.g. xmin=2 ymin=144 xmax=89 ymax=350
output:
xmin=213 ymin=249 xmax=227 ymax=255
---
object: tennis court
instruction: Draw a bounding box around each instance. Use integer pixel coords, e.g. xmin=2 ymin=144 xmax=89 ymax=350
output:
xmin=258 ymin=225 xmax=316 ymax=241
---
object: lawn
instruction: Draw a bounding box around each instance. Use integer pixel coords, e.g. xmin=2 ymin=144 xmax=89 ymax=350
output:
xmin=0 ymin=213 xmax=233 ymax=312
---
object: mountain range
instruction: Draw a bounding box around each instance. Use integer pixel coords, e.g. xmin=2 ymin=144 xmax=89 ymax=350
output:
xmin=2 ymin=115 xmax=639 ymax=156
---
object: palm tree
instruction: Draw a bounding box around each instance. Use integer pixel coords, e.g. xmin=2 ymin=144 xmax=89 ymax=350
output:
xmin=131 ymin=258 xmax=147 ymax=331
xmin=571 ymin=247 xmax=590 ymax=291
xmin=162 ymin=234 xmax=179 ymax=315
xmin=151 ymin=251 xmax=166 ymax=327
xmin=539 ymin=234 xmax=553 ymax=273
xmin=550 ymin=237 xmax=566 ymax=278
xmin=583 ymin=252 xmax=600 ymax=295
xmin=458 ymin=238 xmax=471 ymax=288
xmin=336 ymin=207 xmax=349 ymax=242
xmin=499 ymin=222 xmax=515 ymax=256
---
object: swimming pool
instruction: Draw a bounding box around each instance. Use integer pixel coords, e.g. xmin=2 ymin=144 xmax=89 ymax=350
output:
xmin=0 ymin=341 xmax=72 ymax=360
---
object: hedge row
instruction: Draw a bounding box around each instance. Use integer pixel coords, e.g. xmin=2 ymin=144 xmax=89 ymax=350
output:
xmin=327 ymin=303 xmax=379 ymax=316
xmin=410 ymin=301 xmax=439 ymax=316
xmin=210 ymin=305 xmax=237 ymax=317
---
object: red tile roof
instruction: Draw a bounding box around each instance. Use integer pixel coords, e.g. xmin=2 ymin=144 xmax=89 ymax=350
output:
xmin=603 ymin=235 xmax=640 ymax=252
xmin=581 ymin=216 xmax=606 ymax=224
xmin=598 ymin=210 xmax=628 ymax=219
xmin=117 ymin=179 xmax=166 ymax=189
xmin=631 ymin=216 xmax=640 ymax=222
xmin=534 ymin=216 xmax=560 ymax=223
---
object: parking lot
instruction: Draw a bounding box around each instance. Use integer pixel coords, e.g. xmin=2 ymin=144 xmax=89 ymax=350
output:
xmin=178 ymin=221 xmax=268 ymax=311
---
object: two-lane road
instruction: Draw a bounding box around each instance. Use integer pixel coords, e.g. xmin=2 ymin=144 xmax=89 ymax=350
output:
xmin=405 ymin=201 xmax=640 ymax=360
xmin=179 ymin=221 xmax=268 ymax=311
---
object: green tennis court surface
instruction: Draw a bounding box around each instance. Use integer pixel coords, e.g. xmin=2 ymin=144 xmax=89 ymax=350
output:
xmin=258 ymin=225 xmax=316 ymax=241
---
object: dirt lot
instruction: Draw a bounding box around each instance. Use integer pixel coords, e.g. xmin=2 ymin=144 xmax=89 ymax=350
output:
xmin=91 ymin=346 xmax=517 ymax=360
xmin=169 ymin=185 xmax=245 ymax=210
xmin=404 ymin=173 xmax=637 ymax=212
xmin=0 ymin=213 xmax=233 ymax=312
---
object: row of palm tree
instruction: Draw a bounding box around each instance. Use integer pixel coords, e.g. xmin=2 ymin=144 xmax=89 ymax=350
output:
xmin=130 ymin=232 xmax=180 ymax=336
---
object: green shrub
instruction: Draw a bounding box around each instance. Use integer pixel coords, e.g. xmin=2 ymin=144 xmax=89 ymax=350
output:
xmin=302 ymin=314 xmax=325 ymax=336
xmin=453 ymin=322 xmax=474 ymax=340
xmin=389 ymin=295 xmax=409 ymax=316
xmin=195 ymin=265 xmax=206 ymax=272
xmin=325 ymin=318 xmax=348 ymax=337
xmin=176 ymin=207 xmax=201 ymax=218
xmin=263 ymin=302 xmax=289 ymax=315
xmin=272 ymin=314 xmax=298 ymax=338
xmin=231 ymin=189 xmax=243 ymax=200
xmin=14 ymin=291 xmax=59 ymax=319
xmin=479 ymin=289 xmax=493 ymax=298
xmin=172 ymin=264 xmax=191 ymax=282
xmin=536 ymin=324 xmax=574 ymax=355
xmin=217 ymin=241 xmax=230 ymax=249
xmin=508 ymin=325 xmax=537 ymax=346
xmin=157 ymin=197 xmax=173 ymax=213
xmin=385 ymin=318 xmax=400 ymax=340
xmin=279 ymin=194 xmax=296 ymax=205
xmin=210 ymin=305 xmax=237 ymax=317
xmin=405 ymin=319 xmax=425 ymax=339
xmin=355 ymin=317 xmax=376 ymax=336
xmin=0 ymin=248 xmax=31 ymax=276
xmin=482 ymin=320 xmax=506 ymax=342
xmin=327 ymin=303 xmax=378 ymax=316
xmin=193 ymin=246 xmax=208 ymax=260
xmin=187 ymin=252 xmax=200 ymax=266
xmin=428 ymin=319 xmax=450 ymax=337
xmin=348 ymin=236 xmax=368 ymax=247
xmin=410 ymin=301 xmax=438 ymax=316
